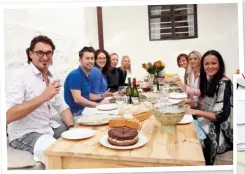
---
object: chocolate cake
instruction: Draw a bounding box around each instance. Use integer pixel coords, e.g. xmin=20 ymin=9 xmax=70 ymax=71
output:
xmin=108 ymin=127 xmax=138 ymax=146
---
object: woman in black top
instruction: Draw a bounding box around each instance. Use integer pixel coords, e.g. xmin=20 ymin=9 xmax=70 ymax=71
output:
xmin=183 ymin=50 xmax=233 ymax=165
xmin=107 ymin=53 xmax=119 ymax=92
xmin=117 ymin=55 xmax=131 ymax=86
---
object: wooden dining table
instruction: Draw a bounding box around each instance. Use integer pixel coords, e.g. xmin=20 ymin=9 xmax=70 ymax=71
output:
xmin=44 ymin=113 xmax=205 ymax=169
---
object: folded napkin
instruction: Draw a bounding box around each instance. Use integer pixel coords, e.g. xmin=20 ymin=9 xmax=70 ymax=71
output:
xmin=33 ymin=134 xmax=56 ymax=165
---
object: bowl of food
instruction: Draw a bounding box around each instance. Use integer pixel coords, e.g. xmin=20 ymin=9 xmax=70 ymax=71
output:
xmin=153 ymin=101 xmax=185 ymax=134
xmin=164 ymin=74 xmax=180 ymax=85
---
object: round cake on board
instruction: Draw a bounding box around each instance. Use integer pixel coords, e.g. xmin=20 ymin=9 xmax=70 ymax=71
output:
xmin=108 ymin=127 xmax=139 ymax=146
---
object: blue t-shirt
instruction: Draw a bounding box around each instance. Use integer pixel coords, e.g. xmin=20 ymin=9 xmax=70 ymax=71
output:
xmin=64 ymin=66 xmax=90 ymax=115
xmin=89 ymin=66 xmax=108 ymax=94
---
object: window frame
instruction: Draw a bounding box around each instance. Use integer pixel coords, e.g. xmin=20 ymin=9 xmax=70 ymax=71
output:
xmin=148 ymin=4 xmax=198 ymax=41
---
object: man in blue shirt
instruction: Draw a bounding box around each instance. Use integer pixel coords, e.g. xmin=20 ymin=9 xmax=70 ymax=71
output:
xmin=64 ymin=46 xmax=110 ymax=116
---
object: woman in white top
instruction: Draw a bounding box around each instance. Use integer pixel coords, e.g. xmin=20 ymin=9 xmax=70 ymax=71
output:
xmin=186 ymin=50 xmax=201 ymax=101
xmin=177 ymin=51 xmax=202 ymax=100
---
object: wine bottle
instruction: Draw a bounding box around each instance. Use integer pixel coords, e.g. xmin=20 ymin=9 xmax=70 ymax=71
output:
xmin=131 ymin=78 xmax=139 ymax=104
xmin=153 ymin=73 xmax=160 ymax=91
xmin=125 ymin=77 xmax=132 ymax=104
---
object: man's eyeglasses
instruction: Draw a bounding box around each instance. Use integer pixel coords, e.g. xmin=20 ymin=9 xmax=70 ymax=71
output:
xmin=32 ymin=50 xmax=54 ymax=58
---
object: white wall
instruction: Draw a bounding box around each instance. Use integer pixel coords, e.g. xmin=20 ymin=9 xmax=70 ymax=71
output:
xmin=102 ymin=4 xmax=239 ymax=80
xmin=4 ymin=4 xmax=239 ymax=84
xmin=4 ymin=8 xmax=89 ymax=86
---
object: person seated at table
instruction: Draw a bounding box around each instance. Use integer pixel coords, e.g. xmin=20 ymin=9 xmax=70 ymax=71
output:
xmin=176 ymin=53 xmax=189 ymax=84
xmin=117 ymin=55 xmax=132 ymax=86
xmin=64 ymin=47 xmax=111 ymax=117
xmin=6 ymin=35 xmax=75 ymax=165
xmin=106 ymin=52 xmax=119 ymax=92
xmin=177 ymin=51 xmax=202 ymax=101
xmin=89 ymin=49 xmax=113 ymax=101
xmin=183 ymin=50 xmax=233 ymax=165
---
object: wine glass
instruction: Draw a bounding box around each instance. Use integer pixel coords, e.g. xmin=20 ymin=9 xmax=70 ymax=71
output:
xmin=114 ymin=92 xmax=127 ymax=108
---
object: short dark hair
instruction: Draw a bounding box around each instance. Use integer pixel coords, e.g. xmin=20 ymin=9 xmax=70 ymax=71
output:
xmin=26 ymin=35 xmax=55 ymax=64
xmin=79 ymin=46 xmax=95 ymax=58
xmin=95 ymin=49 xmax=112 ymax=75
xmin=199 ymin=50 xmax=226 ymax=98
xmin=177 ymin=53 xmax=188 ymax=67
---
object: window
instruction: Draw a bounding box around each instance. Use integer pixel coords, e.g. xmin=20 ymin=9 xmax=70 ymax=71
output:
xmin=148 ymin=4 xmax=198 ymax=41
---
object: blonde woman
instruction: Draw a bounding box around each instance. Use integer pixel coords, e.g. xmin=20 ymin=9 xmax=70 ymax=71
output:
xmin=117 ymin=55 xmax=132 ymax=86
xmin=178 ymin=50 xmax=202 ymax=101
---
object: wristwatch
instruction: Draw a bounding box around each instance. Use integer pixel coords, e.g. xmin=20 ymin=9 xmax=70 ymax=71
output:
xmin=68 ymin=125 xmax=74 ymax=130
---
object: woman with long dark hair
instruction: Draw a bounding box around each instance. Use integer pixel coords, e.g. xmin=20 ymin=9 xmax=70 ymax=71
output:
xmin=89 ymin=49 xmax=113 ymax=102
xmin=106 ymin=53 xmax=120 ymax=92
xmin=183 ymin=50 xmax=233 ymax=165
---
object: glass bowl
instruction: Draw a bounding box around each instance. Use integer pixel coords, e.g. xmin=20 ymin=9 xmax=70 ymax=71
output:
xmin=153 ymin=101 xmax=185 ymax=134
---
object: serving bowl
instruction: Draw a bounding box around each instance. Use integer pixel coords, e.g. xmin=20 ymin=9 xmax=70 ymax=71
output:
xmin=153 ymin=101 xmax=185 ymax=134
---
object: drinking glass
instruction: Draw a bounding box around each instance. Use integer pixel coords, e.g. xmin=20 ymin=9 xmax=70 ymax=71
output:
xmin=159 ymin=86 xmax=169 ymax=102
xmin=114 ymin=92 xmax=127 ymax=109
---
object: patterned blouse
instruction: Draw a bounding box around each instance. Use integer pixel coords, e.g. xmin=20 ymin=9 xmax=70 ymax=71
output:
xmin=198 ymin=77 xmax=233 ymax=163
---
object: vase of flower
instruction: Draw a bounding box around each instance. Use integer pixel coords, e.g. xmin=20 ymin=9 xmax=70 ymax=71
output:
xmin=142 ymin=60 xmax=165 ymax=78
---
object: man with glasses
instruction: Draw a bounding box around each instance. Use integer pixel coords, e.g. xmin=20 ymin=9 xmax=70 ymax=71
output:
xmin=6 ymin=35 xmax=74 ymax=164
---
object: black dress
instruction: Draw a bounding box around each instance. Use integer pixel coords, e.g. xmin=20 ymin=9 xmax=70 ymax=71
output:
xmin=106 ymin=68 xmax=119 ymax=92
xmin=201 ymin=79 xmax=233 ymax=165
xmin=116 ymin=67 xmax=127 ymax=86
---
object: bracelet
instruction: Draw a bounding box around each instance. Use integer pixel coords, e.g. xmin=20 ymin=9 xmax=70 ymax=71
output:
xmin=196 ymin=101 xmax=201 ymax=109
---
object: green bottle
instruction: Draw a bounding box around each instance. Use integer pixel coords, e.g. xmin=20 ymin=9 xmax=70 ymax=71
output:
xmin=131 ymin=78 xmax=139 ymax=104
xmin=153 ymin=73 xmax=159 ymax=91
xmin=125 ymin=77 xmax=132 ymax=104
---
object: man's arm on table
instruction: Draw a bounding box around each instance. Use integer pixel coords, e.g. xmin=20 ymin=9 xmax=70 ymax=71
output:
xmin=71 ymin=89 xmax=99 ymax=108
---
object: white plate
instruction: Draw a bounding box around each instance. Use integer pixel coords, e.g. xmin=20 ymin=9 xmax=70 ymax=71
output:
xmin=168 ymin=99 xmax=182 ymax=104
xmin=77 ymin=115 xmax=115 ymax=125
xmin=100 ymin=132 xmax=148 ymax=150
xmin=169 ymin=92 xmax=187 ymax=99
xmin=61 ymin=128 xmax=95 ymax=140
xmin=178 ymin=114 xmax=193 ymax=124
xmin=97 ymin=104 xmax=118 ymax=111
